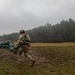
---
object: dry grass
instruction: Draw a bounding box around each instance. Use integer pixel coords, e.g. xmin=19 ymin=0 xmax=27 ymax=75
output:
xmin=31 ymin=42 xmax=75 ymax=46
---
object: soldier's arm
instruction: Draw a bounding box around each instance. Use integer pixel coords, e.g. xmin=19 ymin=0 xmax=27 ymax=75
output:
xmin=15 ymin=35 xmax=23 ymax=47
xmin=26 ymin=34 xmax=31 ymax=42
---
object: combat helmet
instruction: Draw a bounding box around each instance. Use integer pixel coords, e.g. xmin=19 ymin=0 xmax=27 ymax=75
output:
xmin=19 ymin=30 xmax=25 ymax=34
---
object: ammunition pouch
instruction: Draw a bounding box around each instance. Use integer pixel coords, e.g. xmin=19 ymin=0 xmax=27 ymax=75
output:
xmin=22 ymin=41 xmax=30 ymax=46
xmin=22 ymin=42 xmax=30 ymax=46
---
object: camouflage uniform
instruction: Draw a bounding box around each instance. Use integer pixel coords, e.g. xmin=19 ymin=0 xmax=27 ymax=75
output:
xmin=14 ymin=30 xmax=35 ymax=66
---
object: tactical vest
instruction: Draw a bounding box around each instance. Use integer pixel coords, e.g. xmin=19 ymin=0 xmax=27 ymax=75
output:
xmin=22 ymin=34 xmax=31 ymax=46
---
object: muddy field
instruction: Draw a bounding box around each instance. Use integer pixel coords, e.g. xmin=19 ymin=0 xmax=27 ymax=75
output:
xmin=0 ymin=47 xmax=51 ymax=67
xmin=0 ymin=43 xmax=75 ymax=75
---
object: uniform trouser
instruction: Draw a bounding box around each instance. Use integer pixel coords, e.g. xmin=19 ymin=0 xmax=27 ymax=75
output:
xmin=18 ymin=45 xmax=34 ymax=61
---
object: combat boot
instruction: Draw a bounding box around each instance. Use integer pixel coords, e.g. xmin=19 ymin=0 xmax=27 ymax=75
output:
xmin=30 ymin=60 xmax=35 ymax=67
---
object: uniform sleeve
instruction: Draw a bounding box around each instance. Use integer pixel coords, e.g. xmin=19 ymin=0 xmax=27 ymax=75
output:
xmin=15 ymin=35 xmax=23 ymax=47
xmin=26 ymin=34 xmax=31 ymax=42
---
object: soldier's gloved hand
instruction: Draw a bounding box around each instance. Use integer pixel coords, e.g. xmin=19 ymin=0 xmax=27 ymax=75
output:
xmin=13 ymin=47 xmax=18 ymax=54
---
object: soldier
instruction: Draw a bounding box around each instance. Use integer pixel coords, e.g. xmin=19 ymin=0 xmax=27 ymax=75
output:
xmin=14 ymin=30 xmax=35 ymax=66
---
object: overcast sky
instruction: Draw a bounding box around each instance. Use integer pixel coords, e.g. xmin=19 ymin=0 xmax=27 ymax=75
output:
xmin=0 ymin=0 xmax=75 ymax=35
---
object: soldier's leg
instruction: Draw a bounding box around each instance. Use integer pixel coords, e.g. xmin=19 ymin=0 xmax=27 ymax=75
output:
xmin=23 ymin=46 xmax=33 ymax=61
xmin=18 ymin=47 xmax=23 ymax=55
xmin=22 ymin=46 xmax=35 ymax=66
xmin=17 ymin=47 xmax=23 ymax=63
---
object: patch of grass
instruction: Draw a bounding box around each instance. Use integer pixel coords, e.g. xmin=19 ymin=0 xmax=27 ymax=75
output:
xmin=0 ymin=58 xmax=52 ymax=75
xmin=31 ymin=42 xmax=75 ymax=46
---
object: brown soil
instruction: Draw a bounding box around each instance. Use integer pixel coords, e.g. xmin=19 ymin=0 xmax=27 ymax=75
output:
xmin=0 ymin=48 xmax=50 ymax=67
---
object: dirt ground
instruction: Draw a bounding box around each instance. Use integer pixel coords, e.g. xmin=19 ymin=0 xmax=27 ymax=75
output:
xmin=0 ymin=48 xmax=50 ymax=67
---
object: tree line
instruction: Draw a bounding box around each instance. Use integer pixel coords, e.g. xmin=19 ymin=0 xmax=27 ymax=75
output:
xmin=0 ymin=18 xmax=75 ymax=42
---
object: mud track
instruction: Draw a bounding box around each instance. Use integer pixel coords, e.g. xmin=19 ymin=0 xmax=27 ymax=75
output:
xmin=0 ymin=48 xmax=50 ymax=67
